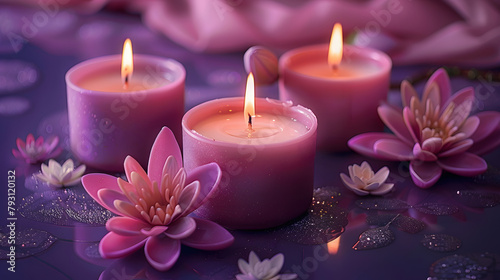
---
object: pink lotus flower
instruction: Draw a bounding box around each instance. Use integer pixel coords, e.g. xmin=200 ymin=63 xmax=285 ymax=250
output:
xmin=340 ymin=161 xmax=394 ymax=196
xmin=237 ymin=251 xmax=297 ymax=280
xmin=12 ymin=134 xmax=62 ymax=164
xmin=349 ymin=68 xmax=500 ymax=188
xmin=37 ymin=159 xmax=86 ymax=187
xmin=81 ymin=127 xmax=233 ymax=271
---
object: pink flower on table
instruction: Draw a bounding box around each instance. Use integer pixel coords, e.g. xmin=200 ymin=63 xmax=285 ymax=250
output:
xmin=349 ymin=68 xmax=500 ymax=188
xmin=81 ymin=127 xmax=233 ymax=271
xmin=340 ymin=161 xmax=394 ymax=196
xmin=12 ymin=134 xmax=61 ymax=164
xmin=237 ymin=251 xmax=297 ymax=280
xmin=37 ymin=159 xmax=86 ymax=187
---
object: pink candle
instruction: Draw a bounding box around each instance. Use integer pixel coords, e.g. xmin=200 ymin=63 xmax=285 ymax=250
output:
xmin=182 ymin=75 xmax=317 ymax=229
xmin=66 ymin=40 xmax=185 ymax=172
xmin=279 ymin=23 xmax=391 ymax=151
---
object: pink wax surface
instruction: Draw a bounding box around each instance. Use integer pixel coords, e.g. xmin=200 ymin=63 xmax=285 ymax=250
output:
xmin=182 ymin=97 xmax=317 ymax=230
xmin=279 ymin=44 xmax=391 ymax=151
xmin=66 ymin=54 xmax=185 ymax=172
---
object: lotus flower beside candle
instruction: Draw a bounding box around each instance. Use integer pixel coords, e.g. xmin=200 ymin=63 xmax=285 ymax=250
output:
xmin=349 ymin=68 xmax=500 ymax=188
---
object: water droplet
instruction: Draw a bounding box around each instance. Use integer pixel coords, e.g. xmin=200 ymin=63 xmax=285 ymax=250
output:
xmin=353 ymin=225 xmax=395 ymax=250
xmin=274 ymin=187 xmax=348 ymax=244
xmin=0 ymin=228 xmax=57 ymax=259
xmin=0 ymin=60 xmax=38 ymax=92
xmin=356 ymin=198 xmax=409 ymax=211
xmin=19 ymin=185 xmax=113 ymax=226
xmin=429 ymin=255 xmax=488 ymax=279
xmin=0 ymin=97 xmax=30 ymax=115
xmin=393 ymin=215 xmax=426 ymax=234
xmin=456 ymin=190 xmax=500 ymax=208
xmin=414 ymin=202 xmax=459 ymax=216
xmin=421 ymin=234 xmax=461 ymax=252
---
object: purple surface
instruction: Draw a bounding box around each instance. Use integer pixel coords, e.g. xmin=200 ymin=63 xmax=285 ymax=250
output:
xmin=1 ymin=6 xmax=500 ymax=280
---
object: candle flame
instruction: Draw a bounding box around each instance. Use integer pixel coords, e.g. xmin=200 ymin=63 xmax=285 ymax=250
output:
xmin=121 ymin=38 xmax=133 ymax=89
xmin=328 ymin=23 xmax=343 ymax=71
xmin=327 ymin=236 xmax=341 ymax=255
xmin=244 ymin=73 xmax=256 ymax=130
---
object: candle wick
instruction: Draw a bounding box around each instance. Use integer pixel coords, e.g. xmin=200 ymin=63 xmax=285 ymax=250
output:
xmin=246 ymin=113 xmax=254 ymax=137
xmin=123 ymin=75 xmax=129 ymax=90
xmin=331 ymin=64 xmax=339 ymax=75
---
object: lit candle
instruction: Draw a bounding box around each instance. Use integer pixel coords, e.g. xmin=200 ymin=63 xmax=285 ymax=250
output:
xmin=182 ymin=74 xmax=317 ymax=230
xmin=66 ymin=39 xmax=185 ymax=171
xmin=279 ymin=23 xmax=392 ymax=151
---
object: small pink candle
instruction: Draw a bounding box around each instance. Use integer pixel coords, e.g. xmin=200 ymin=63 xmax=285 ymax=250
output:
xmin=279 ymin=23 xmax=391 ymax=151
xmin=66 ymin=39 xmax=185 ymax=171
xmin=182 ymin=74 xmax=317 ymax=230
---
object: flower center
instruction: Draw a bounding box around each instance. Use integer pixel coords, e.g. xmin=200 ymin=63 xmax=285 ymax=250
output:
xmin=413 ymin=100 xmax=460 ymax=148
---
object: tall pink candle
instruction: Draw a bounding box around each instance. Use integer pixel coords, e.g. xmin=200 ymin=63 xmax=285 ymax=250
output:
xmin=279 ymin=40 xmax=391 ymax=151
xmin=182 ymin=97 xmax=317 ymax=230
xmin=66 ymin=54 xmax=185 ymax=171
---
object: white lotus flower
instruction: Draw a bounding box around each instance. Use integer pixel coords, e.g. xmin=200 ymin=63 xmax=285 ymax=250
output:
xmin=340 ymin=161 xmax=394 ymax=196
xmin=37 ymin=159 xmax=86 ymax=187
xmin=237 ymin=251 xmax=297 ymax=280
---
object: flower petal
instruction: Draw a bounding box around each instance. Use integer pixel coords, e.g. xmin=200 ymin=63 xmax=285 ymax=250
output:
xmin=348 ymin=133 xmax=403 ymax=161
xmin=413 ymin=143 xmax=438 ymax=162
xmin=181 ymin=217 xmax=234 ymax=250
xmin=45 ymin=136 xmax=59 ymax=152
xmin=424 ymin=68 xmax=451 ymax=105
xmin=339 ymin=173 xmax=356 ymax=188
xmin=148 ymin=127 xmax=182 ymax=185
xmin=422 ymin=82 xmax=440 ymax=109
xmin=378 ymin=104 xmax=413 ymax=146
xmin=267 ymin=253 xmax=284 ymax=277
xmin=438 ymin=153 xmax=487 ymax=176
xmin=367 ymin=166 xmax=390 ymax=185
xmin=460 ymin=116 xmax=479 ymax=139
xmin=99 ymin=232 xmax=147 ymax=259
xmin=439 ymin=139 xmax=473 ymax=158
xmin=177 ymin=181 xmax=200 ymax=217
xmin=364 ymin=182 xmax=380 ymax=191
xmin=141 ymin=226 xmax=168 ymax=236
xmin=403 ymin=107 xmax=420 ymax=143
xmin=98 ymin=188 xmax=131 ymax=216
xmin=469 ymin=126 xmax=500 ymax=156
xmin=410 ymin=161 xmax=442 ymax=188
xmin=340 ymin=173 xmax=369 ymax=195
xmin=165 ymin=216 xmax=196 ymax=239
xmin=470 ymin=111 xmax=500 ymax=143
xmin=347 ymin=186 xmax=370 ymax=196
xmin=238 ymin=259 xmax=252 ymax=275
xmin=401 ymin=80 xmax=418 ymax=108
xmin=374 ymin=139 xmax=414 ymax=161
xmin=106 ymin=216 xmax=150 ymax=236
xmin=370 ymin=183 xmax=394 ymax=195
xmin=124 ymin=156 xmax=151 ymax=187
xmin=441 ymin=87 xmax=474 ymax=126
xmin=236 ymin=274 xmax=259 ymax=280
xmin=249 ymin=251 xmax=260 ymax=268
xmin=185 ymin=162 xmax=221 ymax=214
xmin=422 ymin=137 xmax=443 ymax=154
xmin=144 ymin=235 xmax=180 ymax=271
xmin=16 ymin=137 xmax=26 ymax=151
xmin=469 ymin=111 xmax=500 ymax=155
xmin=26 ymin=134 xmax=35 ymax=146
xmin=114 ymin=199 xmax=144 ymax=220
xmin=81 ymin=173 xmax=122 ymax=207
